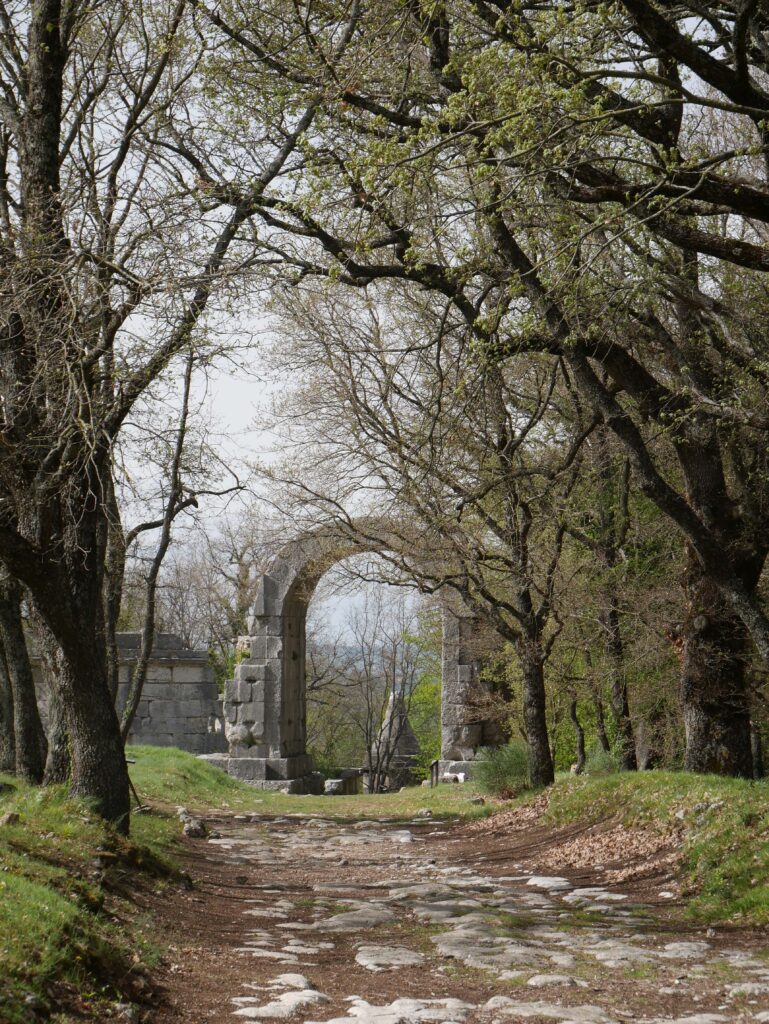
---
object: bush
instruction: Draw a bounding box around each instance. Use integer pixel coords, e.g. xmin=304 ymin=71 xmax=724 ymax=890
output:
xmin=474 ymin=741 xmax=531 ymax=798
xmin=584 ymin=743 xmax=619 ymax=776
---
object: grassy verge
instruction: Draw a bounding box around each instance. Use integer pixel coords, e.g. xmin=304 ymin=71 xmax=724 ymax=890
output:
xmin=533 ymin=769 xmax=769 ymax=926
xmin=0 ymin=775 xmax=183 ymax=1023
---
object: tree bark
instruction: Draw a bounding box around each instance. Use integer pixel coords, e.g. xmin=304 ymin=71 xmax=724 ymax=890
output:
xmin=57 ymin=623 xmax=130 ymax=829
xmin=519 ymin=644 xmax=554 ymax=787
xmin=603 ymin=597 xmax=637 ymax=770
xmin=0 ymin=577 xmax=46 ymax=782
xmin=569 ymin=697 xmax=586 ymax=773
xmin=680 ymin=557 xmax=752 ymax=777
xmin=751 ymin=720 xmax=764 ymax=780
xmin=31 ymin=614 xmax=70 ymax=784
xmin=0 ymin=646 xmax=14 ymax=773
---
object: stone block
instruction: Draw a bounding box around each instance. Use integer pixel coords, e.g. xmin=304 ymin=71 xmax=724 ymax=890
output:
xmin=141 ymin=681 xmax=178 ymax=700
xmin=225 ymin=703 xmax=238 ymax=724
xmin=238 ymin=701 xmax=265 ymax=724
xmin=172 ymin=682 xmax=219 ymax=702
xmin=236 ymin=662 xmax=267 ymax=683
xmin=249 ymin=636 xmax=283 ymax=661
xmin=171 ymin=664 xmax=207 ymax=684
xmin=223 ymin=678 xmax=251 ymax=704
xmin=253 ymin=576 xmax=280 ymax=617
xmin=197 ymin=753 xmax=230 ymax=773
xmin=145 ymin=666 xmax=173 ymax=683
xmin=226 ymin=757 xmax=268 ymax=781
xmin=147 ymin=700 xmax=193 ymax=722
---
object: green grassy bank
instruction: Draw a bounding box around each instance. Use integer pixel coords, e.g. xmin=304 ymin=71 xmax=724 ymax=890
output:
xmin=539 ymin=769 xmax=769 ymax=926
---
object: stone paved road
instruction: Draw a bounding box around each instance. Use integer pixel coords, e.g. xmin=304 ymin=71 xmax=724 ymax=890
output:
xmin=163 ymin=813 xmax=769 ymax=1024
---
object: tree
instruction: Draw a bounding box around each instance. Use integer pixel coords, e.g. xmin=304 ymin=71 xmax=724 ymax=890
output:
xmin=190 ymin=0 xmax=769 ymax=776
xmin=306 ymin=582 xmax=432 ymax=791
xmin=264 ymin=287 xmax=584 ymax=785
xmin=0 ymin=0 xmax=315 ymax=827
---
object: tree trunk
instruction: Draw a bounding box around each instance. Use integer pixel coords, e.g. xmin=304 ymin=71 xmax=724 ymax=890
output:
xmin=0 ymin=647 xmax=15 ymax=773
xmin=751 ymin=721 xmax=764 ymax=780
xmin=0 ymin=577 xmax=46 ymax=782
xmin=43 ymin=681 xmax=70 ymax=785
xmin=35 ymin=622 xmax=70 ymax=784
xmin=568 ymin=698 xmax=585 ymax=773
xmin=603 ymin=597 xmax=637 ymax=770
xmin=519 ymin=644 xmax=554 ymax=787
xmin=57 ymin=627 xmax=130 ymax=831
xmin=594 ymin=695 xmax=611 ymax=754
xmin=681 ymin=558 xmax=752 ymax=777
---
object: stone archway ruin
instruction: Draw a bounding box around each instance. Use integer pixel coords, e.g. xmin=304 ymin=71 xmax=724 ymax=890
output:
xmin=211 ymin=526 xmax=503 ymax=790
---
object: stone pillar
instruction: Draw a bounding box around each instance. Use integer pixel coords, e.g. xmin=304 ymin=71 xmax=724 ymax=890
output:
xmin=219 ymin=574 xmax=314 ymax=787
xmin=439 ymin=609 xmax=498 ymax=777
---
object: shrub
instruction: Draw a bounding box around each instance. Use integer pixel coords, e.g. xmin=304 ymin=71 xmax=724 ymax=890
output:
xmin=474 ymin=741 xmax=531 ymax=798
xmin=584 ymin=743 xmax=619 ymax=776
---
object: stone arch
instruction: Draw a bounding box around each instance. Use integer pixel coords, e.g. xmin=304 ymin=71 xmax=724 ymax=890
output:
xmin=219 ymin=525 xmax=500 ymax=788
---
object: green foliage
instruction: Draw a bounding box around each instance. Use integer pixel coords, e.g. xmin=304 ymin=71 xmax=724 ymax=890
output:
xmin=584 ymin=742 xmax=619 ymax=775
xmin=474 ymin=741 xmax=531 ymax=798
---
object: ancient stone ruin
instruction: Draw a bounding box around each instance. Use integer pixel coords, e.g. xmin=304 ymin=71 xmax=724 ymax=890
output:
xmin=33 ymin=633 xmax=227 ymax=756
xmin=202 ymin=525 xmax=504 ymax=790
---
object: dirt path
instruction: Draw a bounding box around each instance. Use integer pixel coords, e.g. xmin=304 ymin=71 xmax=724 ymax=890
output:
xmin=144 ymin=811 xmax=769 ymax=1024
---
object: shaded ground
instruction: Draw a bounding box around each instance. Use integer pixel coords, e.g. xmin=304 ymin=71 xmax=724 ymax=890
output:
xmin=144 ymin=806 xmax=769 ymax=1024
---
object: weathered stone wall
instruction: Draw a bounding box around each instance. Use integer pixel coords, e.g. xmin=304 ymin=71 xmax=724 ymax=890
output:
xmin=33 ymin=633 xmax=227 ymax=756
xmin=215 ymin=525 xmax=504 ymax=787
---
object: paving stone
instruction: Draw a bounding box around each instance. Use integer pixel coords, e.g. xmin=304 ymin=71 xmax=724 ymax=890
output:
xmin=483 ymin=997 xmax=617 ymax=1022
xmin=231 ymin=988 xmax=330 ymax=1018
xmin=355 ymin=945 xmax=425 ymax=971
xmin=659 ymin=941 xmax=711 ymax=960
xmin=305 ymin=996 xmax=475 ymax=1024
xmin=726 ymin=981 xmax=769 ymax=996
xmin=527 ymin=876 xmax=572 ymax=892
xmin=315 ymin=904 xmax=396 ymax=932
xmin=526 ymin=974 xmax=586 ymax=988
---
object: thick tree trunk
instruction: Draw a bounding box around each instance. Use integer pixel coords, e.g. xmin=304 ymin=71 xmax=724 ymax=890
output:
xmin=603 ymin=597 xmax=637 ymax=770
xmin=58 ymin=628 xmax=130 ymax=831
xmin=43 ymin=683 xmax=70 ymax=785
xmin=519 ymin=644 xmax=554 ymax=787
xmin=0 ymin=648 xmax=14 ymax=773
xmin=0 ymin=578 xmax=46 ymax=782
xmin=568 ymin=698 xmax=585 ymax=773
xmin=681 ymin=558 xmax=752 ymax=777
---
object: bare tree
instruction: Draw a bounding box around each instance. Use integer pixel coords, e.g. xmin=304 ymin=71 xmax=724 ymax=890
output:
xmin=307 ymin=584 xmax=431 ymax=791
xmin=0 ymin=0 xmax=320 ymax=827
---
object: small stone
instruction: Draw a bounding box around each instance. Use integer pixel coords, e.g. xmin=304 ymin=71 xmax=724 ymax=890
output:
xmin=182 ymin=818 xmax=207 ymax=838
xmin=414 ymin=808 xmax=433 ymax=818
xmin=0 ymin=811 xmax=20 ymax=826
xmin=526 ymin=974 xmax=583 ymax=988
xmin=112 ymin=1004 xmax=139 ymax=1023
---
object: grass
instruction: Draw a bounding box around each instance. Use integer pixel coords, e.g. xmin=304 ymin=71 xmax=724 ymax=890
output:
xmin=535 ymin=769 xmax=769 ymax=925
xmin=0 ymin=775 xmax=180 ymax=1023
xmin=126 ymin=744 xmax=494 ymax=821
